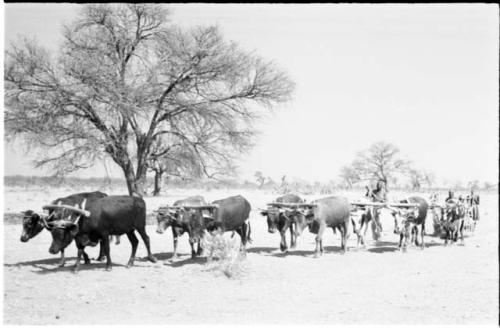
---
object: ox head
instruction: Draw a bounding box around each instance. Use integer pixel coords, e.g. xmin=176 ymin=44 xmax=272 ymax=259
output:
xmin=179 ymin=207 xmax=207 ymax=243
xmin=20 ymin=210 xmax=45 ymax=242
xmin=155 ymin=207 xmax=177 ymax=234
xmin=42 ymin=200 xmax=89 ymax=254
xmin=287 ymin=205 xmax=316 ymax=236
xmin=260 ymin=207 xmax=284 ymax=233
xmin=392 ymin=206 xmax=419 ymax=235
xmin=48 ymin=220 xmax=80 ymax=254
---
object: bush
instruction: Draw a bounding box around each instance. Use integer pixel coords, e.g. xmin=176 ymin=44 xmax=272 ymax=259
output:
xmin=202 ymin=232 xmax=248 ymax=279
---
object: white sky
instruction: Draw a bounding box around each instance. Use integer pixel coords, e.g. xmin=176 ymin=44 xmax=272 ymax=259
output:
xmin=2 ymin=3 xmax=499 ymax=184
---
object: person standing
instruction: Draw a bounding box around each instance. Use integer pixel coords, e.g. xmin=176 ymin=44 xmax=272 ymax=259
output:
xmin=469 ymin=189 xmax=480 ymax=222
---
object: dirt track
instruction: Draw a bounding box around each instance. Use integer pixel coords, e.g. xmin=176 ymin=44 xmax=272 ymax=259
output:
xmin=3 ymin=189 xmax=498 ymax=324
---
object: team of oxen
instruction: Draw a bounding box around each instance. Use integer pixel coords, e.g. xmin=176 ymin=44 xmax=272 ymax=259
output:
xmin=19 ymin=191 xmax=477 ymax=272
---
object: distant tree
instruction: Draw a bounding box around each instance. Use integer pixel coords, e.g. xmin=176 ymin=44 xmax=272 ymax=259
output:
xmin=4 ymin=4 xmax=294 ymax=196
xmin=483 ymin=181 xmax=495 ymax=191
xmin=254 ymin=171 xmax=266 ymax=189
xmin=408 ymin=168 xmax=435 ymax=191
xmin=467 ymin=180 xmax=480 ymax=191
xmin=339 ymin=165 xmax=360 ymax=189
xmin=351 ymin=141 xmax=410 ymax=190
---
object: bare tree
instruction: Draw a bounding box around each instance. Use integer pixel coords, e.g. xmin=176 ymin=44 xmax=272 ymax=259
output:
xmin=338 ymin=165 xmax=360 ymax=189
xmin=351 ymin=141 xmax=410 ymax=189
xmin=4 ymin=4 xmax=294 ymax=196
xmin=254 ymin=171 xmax=266 ymax=189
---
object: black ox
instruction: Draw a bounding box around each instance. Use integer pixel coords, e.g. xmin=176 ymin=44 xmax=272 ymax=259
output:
xmin=47 ymin=195 xmax=157 ymax=272
xmin=20 ymin=191 xmax=108 ymax=266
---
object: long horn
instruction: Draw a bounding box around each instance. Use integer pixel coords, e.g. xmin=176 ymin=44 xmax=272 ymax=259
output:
xmin=39 ymin=214 xmax=53 ymax=230
xmin=42 ymin=204 xmax=90 ymax=217
xmin=80 ymin=198 xmax=87 ymax=210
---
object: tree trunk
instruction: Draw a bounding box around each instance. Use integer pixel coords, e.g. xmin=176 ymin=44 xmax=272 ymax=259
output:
xmin=153 ymin=170 xmax=163 ymax=196
xmin=120 ymin=162 xmax=147 ymax=197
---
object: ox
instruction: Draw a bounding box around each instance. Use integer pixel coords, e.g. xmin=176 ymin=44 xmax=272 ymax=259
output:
xmin=391 ymin=196 xmax=428 ymax=251
xmin=46 ymin=195 xmax=157 ymax=272
xmin=260 ymin=193 xmax=303 ymax=252
xmin=291 ymin=196 xmax=352 ymax=257
xmin=156 ymin=195 xmax=207 ymax=260
xmin=441 ymin=201 xmax=466 ymax=246
xmin=20 ymin=191 xmax=109 ymax=266
xmin=186 ymin=195 xmax=251 ymax=254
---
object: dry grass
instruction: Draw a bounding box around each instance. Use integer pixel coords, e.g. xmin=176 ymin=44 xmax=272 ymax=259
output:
xmin=202 ymin=232 xmax=249 ymax=279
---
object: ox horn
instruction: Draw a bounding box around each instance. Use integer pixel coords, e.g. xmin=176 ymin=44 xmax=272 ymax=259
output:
xmin=42 ymin=204 xmax=91 ymax=217
xmin=80 ymin=198 xmax=87 ymax=210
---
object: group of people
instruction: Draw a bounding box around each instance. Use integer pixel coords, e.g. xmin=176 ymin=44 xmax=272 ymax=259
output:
xmin=444 ymin=189 xmax=480 ymax=222
xmin=364 ymin=180 xmax=481 ymax=237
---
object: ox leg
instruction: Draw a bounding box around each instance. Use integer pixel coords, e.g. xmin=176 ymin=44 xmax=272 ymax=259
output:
xmin=58 ymin=249 xmax=65 ymax=267
xmin=371 ymin=220 xmax=380 ymax=241
xmin=100 ymin=235 xmax=112 ymax=271
xmin=240 ymin=223 xmax=248 ymax=255
xmin=197 ymin=241 xmax=203 ymax=256
xmin=412 ymin=226 xmax=418 ymax=247
xmin=290 ymin=223 xmax=296 ymax=249
xmin=279 ymin=221 xmax=289 ymax=252
xmin=341 ymin=221 xmax=350 ymax=254
xmin=137 ymin=228 xmax=157 ymax=263
xmin=73 ymin=247 xmax=84 ymax=273
xmin=402 ymin=230 xmax=410 ymax=253
xmin=189 ymin=239 xmax=196 ymax=259
xmin=126 ymin=231 xmax=139 ymax=267
xmin=171 ymin=230 xmax=179 ymax=260
xmin=459 ymin=220 xmax=465 ymax=246
xmin=96 ymin=242 xmax=105 ymax=261
xmin=314 ymin=223 xmax=326 ymax=258
xmin=82 ymin=249 xmax=91 ymax=265
xmin=398 ymin=233 xmax=404 ymax=251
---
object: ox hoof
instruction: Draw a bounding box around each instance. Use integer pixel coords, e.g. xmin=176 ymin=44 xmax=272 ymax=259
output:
xmin=58 ymin=262 xmax=65 ymax=268
xmin=148 ymin=255 xmax=158 ymax=263
xmin=105 ymin=266 xmax=112 ymax=271
xmin=96 ymin=257 xmax=105 ymax=262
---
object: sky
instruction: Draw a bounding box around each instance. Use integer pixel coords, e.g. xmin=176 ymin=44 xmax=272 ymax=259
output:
xmin=2 ymin=3 xmax=499 ymax=185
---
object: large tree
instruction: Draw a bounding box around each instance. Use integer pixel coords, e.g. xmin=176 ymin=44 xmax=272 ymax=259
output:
xmin=350 ymin=141 xmax=410 ymax=189
xmin=4 ymin=4 xmax=294 ymax=196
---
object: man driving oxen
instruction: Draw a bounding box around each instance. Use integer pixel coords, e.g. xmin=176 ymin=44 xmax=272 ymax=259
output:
xmin=366 ymin=180 xmax=386 ymax=240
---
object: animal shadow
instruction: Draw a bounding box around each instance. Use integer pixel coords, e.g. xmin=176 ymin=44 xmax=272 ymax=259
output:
xmin=246 ymin=246 xmax=315 ymax=257
xmin=366 ymin=241 xmax=400 ymax=253
xmin=5 ymin=257 xmax=125 ymax=274
xmin=163 ymin=256 xmax=207 ymax=268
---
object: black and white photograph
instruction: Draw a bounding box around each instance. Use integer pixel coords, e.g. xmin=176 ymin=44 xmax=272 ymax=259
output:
xmin=2 ymin=3 xmax=499 ymax=325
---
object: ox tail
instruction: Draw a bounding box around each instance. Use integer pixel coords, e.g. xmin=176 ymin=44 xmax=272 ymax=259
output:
xmin=246 ymin=221 xmax=253 ymax=244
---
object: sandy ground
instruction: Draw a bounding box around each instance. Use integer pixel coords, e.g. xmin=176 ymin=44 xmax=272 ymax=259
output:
xmin=3 ymin=188 xmax=498 ymax=324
